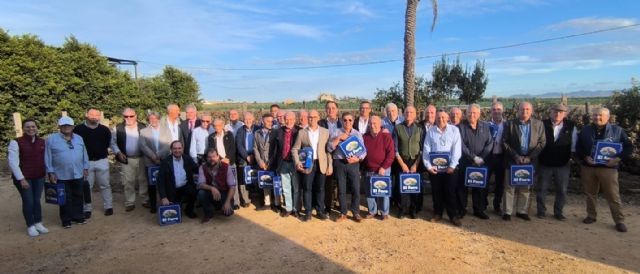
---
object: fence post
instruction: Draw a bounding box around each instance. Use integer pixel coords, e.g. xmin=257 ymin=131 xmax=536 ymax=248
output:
xmin=61 ymin=111 xmax=68 ymax=117
xmin=13 ymin=112 xmax=22 ymax=137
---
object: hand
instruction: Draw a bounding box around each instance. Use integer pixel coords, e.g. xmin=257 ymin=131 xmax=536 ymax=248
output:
xmin=428 ymin=167 xmax=438 ymax=175
xmin=473 ymin=156 xmax=484 ymax=166
xmin=340 ymin=133 xmax=350 ymax=141
xmin=382 ymin=128 xmax=390 ymax=134
xmin=409 ymin=165 xmax=417 ymax=173
xmin=522 ymin=157 xmax=531 ymax=164
xmin=326 ymin=169 xmax=333 ymax=176
xmin=48 ymin=173 xmax=57 ymax=184
xmin=259 ymin=163 xmax=267 ymax=170
xmin=446 ymin=167 xmax=455 ymax=174
xmin=221 ymin=158 xmax=230 ymax=164
xmin=516 ymin=156 xmax=525 ymax=165
xmin=584 ymin=156 xmax=596 ymax=165
xmin=347 ymin=156 xmax=359 ymax=164
xmin=247 ymin=156 xmax=253 ymax=165
xmin=400 ymin=163 xmax=410 ymax=173
xmin=20 ymin=179 xmax=30 ymax=190
xmin=296 ymin=164 xmax=305 ymax=172
xmin=83 ymin=169 xmax=89 ymax=180
xmin=377 ymin=168 xmax=386 ymax=176
xmin=210 ymin=187 xmax=221 ymax=201
xmin=605 ymin=157 xmax=621 ymax=167
xmin=160 ymin=198 xmax=170 ymax=206
xmin=222 ymin=201 xmax=233 ymax=215
xmin=117 ymin=153 xmax=127 ymax=162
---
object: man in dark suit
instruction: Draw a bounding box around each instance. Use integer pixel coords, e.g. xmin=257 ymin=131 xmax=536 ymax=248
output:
xmin=207 ymin=118 xmax=238 ymax=209
xmin=235 ymin=111 xmax=258 ymax=208
xmin=179 ymin=104 xmax=202 ymax=155
xmin=157 ymin=140 xmax=198 ymax=219
xmin=353 ymin=100 xmax=371 ymax=134
xmin=318 ymin=100 xmax=342 ymax=214
xmin=269 ymin=111 xmax=300 ymax=217
xmin=502 ymin=101 xmax=546 ymax=221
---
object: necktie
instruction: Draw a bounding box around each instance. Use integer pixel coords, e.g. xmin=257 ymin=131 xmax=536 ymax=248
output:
xmin=189 ymin=120 xmax=193 ymax=131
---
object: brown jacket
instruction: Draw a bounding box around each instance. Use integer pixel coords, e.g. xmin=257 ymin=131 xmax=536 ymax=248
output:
xmin=291 ymin=127 xmax=333 ymax=175
xmin=502 ymin=118 xmax=546 ymax=165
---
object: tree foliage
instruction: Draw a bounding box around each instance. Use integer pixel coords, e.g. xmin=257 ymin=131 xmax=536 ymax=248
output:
xmin=0 ymin=28 xmax=201 ymax=156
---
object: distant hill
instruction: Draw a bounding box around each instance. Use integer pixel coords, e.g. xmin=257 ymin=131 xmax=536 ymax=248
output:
xmin=509 ymin=90 xmax=614 ymax=98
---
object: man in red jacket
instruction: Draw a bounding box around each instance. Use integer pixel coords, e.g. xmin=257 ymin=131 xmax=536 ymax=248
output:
xmin=363 ymin=115 xmax=395 ymax=220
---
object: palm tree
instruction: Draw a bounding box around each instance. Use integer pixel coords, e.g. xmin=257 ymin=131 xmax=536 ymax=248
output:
xmin=403 ymin=0 xmax=438 ymax=107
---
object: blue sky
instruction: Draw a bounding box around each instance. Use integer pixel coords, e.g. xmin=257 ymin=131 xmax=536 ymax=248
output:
xmin=1 ymin=0 xmax=638 ymax=102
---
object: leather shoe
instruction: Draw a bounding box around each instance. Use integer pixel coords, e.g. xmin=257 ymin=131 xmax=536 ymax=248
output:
xmin=150 ymin=208 xmax=157 ymax=214
xmin=583 ymin=217 xmax=596 ymax=224
xmin=409 ymin=212 xmax=417 ymax=219
xmin=201 ymin=216 xmax=212 ymax=223
xmin=291 ymin=211 xmax=300 ymax=218
xmin=503 ymin=214 xmax=511 ymax=221
xmin=380 ymin=215 xmax=389 ymax=221
xmin=554 ymin=214 xmax=567 ymax=221
xmin=473 ymin=212 xmax=490 ymax=220
xmin=451 ymin=217 xmax=462 ymax=227
xmin=104 ymin=208 xmax=114 ymax=216
xmin=516 ymin=213 xmax=531 ymax=221
xmin=84 ymin=211 xmax=92 ymax=219
xmin=125 ymin=205 xmax=135 ymax=212
xmin=280 ymin=211 xmax=291 ymax=218
xmin=365 ymin=214 xmax=375 ymax=219
xmin=430 ymin=215 xmax=442 ymax=223
xmin=353 ymin=214 xmax=363 ymax=222
xmin=336 ymin=214 xmax=347 ymax=222
xmin=615 ymin=223 xmax=627 ymax=232
xmin=317 ymin=213 xmax=328 ymax=220
xmin=142 ymin=202 xmax=150 ymax=209
xmin=185 ymin=211 xmax=197 ymax=219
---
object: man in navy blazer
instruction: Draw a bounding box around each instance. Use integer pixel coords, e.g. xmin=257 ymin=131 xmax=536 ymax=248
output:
xmin=235 ymin=112 xmax=259 ymax=208
xmin=157 ymin=140 xmax=198 ymax=219
xmin=179 ymin=104 xmax=202 ymax=155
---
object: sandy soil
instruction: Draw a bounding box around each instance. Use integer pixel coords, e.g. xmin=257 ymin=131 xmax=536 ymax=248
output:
xmin=1 ymin=170 xmax=639 ymax=274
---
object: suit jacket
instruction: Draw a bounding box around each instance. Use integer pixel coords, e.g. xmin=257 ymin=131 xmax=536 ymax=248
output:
xmin=353 ymin=116 xmax=370 ymax=134
xmin=269 ymin=126 xmax=299 ymax=171
xmin=503 ymin=118 xmax=546 ymax=165
xmin=157 ymin=155 xmax=198 ymax=202
xmin=235 ymin=125 xmax=259 ymax=166
xmin=180 ymin=119 xmax=202 ymax=154
xmin=318 ymin=118 xmax=342 ymax=130
xmin=139 ymin=125 xmax=170 ymax=167
xmin=159 ymin=116 xmax=183 ymax=150
xmin=207 ymin=131 xmax=237 ymax=164
xmin=292 ymin=127 xmax=333 ymax=175
xmin=253 ymin=128 xmax=273 ymax=169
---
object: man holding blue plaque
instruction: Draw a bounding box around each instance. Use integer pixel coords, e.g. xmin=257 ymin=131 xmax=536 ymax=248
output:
xmin=487 ymin=102 xmax=506 ymax=215
xmin=537 ymin=104 xmax=577 ymax=220
xmin=254 ymin=114 xmax=279 ymax=212
xmin=235 ymin=112 xmax=258 ymax=208
xmin=458 ymin=104 xmax=493 ymax=220
xmin=328 ymin=112 xmax=367 ymax=222
xmin=422 ymin=110 xmax=462 ymax=226
xmin=292 ymin=110 xmax=332 ymax=221
xmin=502 ymin=102 xmax=546 ymax=221
xmin=394 ymin=106 xmax=424 ymax=219
xmin=270 ymin=112 xmax=300 ymax=218
xmin=157 ymin=141 xmax=198 ymax=219
xmin=576 ymin=107 xmax=632 ymax=232
xmin=363 ymin=115 xmax=395 ymax=220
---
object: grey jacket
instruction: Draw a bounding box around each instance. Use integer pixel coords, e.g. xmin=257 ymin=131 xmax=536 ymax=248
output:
xmin=253 ymin=128 xmax=272 ymax=169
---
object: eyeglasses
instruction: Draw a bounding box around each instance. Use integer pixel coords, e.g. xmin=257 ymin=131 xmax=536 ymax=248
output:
xmin=202 ymin=120 xmax=211 ymax=123
xmin=343 ymin=119 xmax=353 ymax=122
xmin=66 ymin=139 xmax=74 ymax=149
xmin=124 ymin=115 xmax=136 ymax=118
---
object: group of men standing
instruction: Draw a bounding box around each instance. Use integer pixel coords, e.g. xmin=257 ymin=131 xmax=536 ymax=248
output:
xmin=36 ymin=99 xmax=632 ymax=233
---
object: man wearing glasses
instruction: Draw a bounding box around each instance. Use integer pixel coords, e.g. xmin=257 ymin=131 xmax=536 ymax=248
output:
xmin=45 ymin=117 xmax=89 ymax=228
xmin=328 ymin=112 xmax=367 ymax=222
xmin=189 ymin=113 xmax=213 ymax=165
xmin=111 ymin=108 xmax=147 ymax=212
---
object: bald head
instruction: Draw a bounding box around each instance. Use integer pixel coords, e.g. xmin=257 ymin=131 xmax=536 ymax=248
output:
xmin=284 ymin=111 xmax=296 ymax=128
xmin=405 ymin=106 xmax=417 ymax=123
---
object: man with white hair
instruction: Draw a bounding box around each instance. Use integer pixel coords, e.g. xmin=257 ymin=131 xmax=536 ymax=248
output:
xmin=502 ymin=102 xmax=546 ymax=221
xmin=487 ymin=101 xmax=506 ymax=214
xmin=207 ymin=118 xmax=238 ymax=209
xmin=457 ymin=104 xmax=493 ymax=219
xmin=224 ymin=109 xmax=245 ymax=137
xmin=450 ymin=107 xmax=463 ymax=127
xmin=297 ymin=109 xmax=309 ymax=130
xmin=180 ymin=104 xmax=201 ymax=154
xmin=382 ymin=102 xmax=404 ymax=136
xmin=235 ymin=111 xmax=258 ymax=208
xmin=270 ymin=111 xmax=300 ymax=217
xmin=189 ymin=113 xmax=213 ymax=164
xmin=161 ymin=104 xmax=183 ymax=144
xmin=576 ymin=107 xmax=632 ymax=232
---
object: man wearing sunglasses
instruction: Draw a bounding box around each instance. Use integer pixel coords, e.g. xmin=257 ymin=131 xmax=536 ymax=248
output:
xmin=328 ymin=112 xmax=367 ymax=222
xmin=189 ymin=113 xmax=213 ymax=165
xmin=45 ymin=117 xmax=89 ymax=228
xmin=111 ymin=108 xmax=147 ymax=212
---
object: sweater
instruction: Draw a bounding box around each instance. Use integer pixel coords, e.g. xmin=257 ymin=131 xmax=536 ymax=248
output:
xmin=363 ymin=132 xmax=396 ymax=172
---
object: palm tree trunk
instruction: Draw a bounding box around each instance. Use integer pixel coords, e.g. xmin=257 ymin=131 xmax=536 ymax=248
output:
xmin=403 ymin=0 xmax=418 ymax=108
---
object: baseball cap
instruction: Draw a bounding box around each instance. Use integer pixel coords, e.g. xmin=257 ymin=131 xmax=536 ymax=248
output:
xmin=58 ymin=116 xmax=75 ymax=126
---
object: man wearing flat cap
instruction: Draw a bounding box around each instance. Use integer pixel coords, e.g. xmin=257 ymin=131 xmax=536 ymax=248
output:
xmin=536 ymin=104 xmax=577 ymax=221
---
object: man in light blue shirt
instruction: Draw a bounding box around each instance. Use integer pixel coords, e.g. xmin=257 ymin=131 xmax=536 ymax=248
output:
xmin=45 ymin=116 xmax=89 ymax=228
xmin=422 ymin=110 xmax=462 ymax=227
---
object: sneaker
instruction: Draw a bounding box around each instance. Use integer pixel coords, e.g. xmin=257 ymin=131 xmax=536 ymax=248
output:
xmin=63 ymin=222 xmax=72 ymax=229
xmin=27 ymin=226 xmax=39 ymax=237
xmin=104 ymin=208 xmax=114 ymax=216
xmin=72 ymin=219 xmax=87 ymax=225
xmin=583 ymin=217 xmax=596 ymax=224
xmin=34 ymin=223 xmax=49 ymax=234
xmin=615 ymin=223 xmax=627 ymax=232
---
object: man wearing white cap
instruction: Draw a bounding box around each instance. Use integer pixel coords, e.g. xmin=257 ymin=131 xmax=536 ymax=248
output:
xmin=44 ymin=117 xmax=89 ymax=228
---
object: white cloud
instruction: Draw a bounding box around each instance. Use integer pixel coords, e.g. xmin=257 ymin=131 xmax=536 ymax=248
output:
xmin=267 ymin=22 xmax=325 ymax=39
xmin=342 ymin=2 xmax=376 ymax=18
xmin=548 ymin=17 xmax=638 ymax=32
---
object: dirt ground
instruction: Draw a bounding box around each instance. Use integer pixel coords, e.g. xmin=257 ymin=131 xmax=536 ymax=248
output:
xmin=1 ymin=168 xmax=639 ymax=274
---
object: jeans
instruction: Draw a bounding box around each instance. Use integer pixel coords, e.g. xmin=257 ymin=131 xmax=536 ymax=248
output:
xmin=84 ymin=158 xmax=113 ymax=212
xmin=13 ymin=178 xmax=44 ymax=227
xmin=279 ymin=161 xmax=299 ymax=212
xmin=302 ymin=161 xmax=326 ymax=214
xmin=59 ymin=179 xmax=85 ymax=224
xmin=536 ymin=164 xmax=570 ymax=216
xmin=366 ymin=169 xmax=390 ymax=216
xmin=334 ymin=160 xmax=361 ymax=216
xmin=198 ymin=189 xmax=233 ymax=217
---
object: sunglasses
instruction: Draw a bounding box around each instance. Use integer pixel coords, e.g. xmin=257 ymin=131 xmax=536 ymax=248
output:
xmin=124 ymin=115 xmax=136 ymax=118
xmin=343 ymin=119 xmax=353 ymax=122
xmin=202 ymin=120 xmax=211 ymax=123
xmin=66 ymin=139 xmax=74 ymax=149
